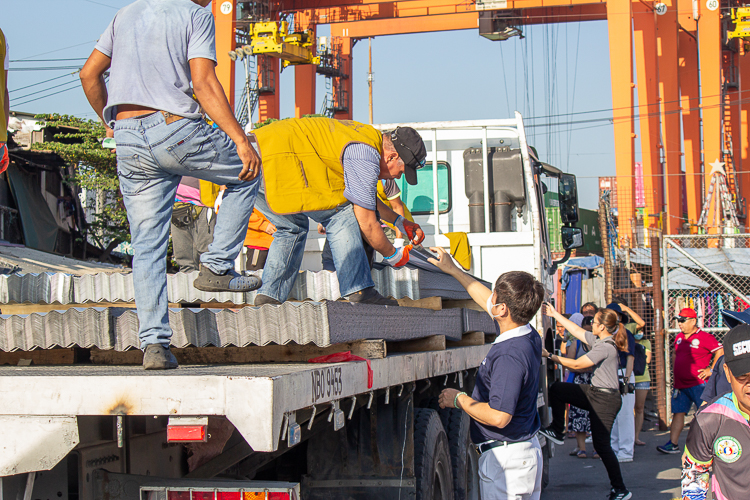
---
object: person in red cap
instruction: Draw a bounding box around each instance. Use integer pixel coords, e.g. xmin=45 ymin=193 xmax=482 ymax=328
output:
xmin=657 ymin=308 xmax=724 ymax=454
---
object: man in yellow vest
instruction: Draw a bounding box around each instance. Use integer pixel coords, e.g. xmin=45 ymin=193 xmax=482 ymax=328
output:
xmin=0 ymin=28 xmax=9 ymax=173
xmin=250 ymin=117 xmax=426 ymax=306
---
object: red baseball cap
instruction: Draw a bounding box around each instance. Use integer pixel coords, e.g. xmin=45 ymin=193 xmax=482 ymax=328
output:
xmin=676 ymin=308 xmax=697 ymax=319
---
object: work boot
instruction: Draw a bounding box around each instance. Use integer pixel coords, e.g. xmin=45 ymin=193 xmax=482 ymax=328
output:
xmin=254 ymin=294 xmax=282 ymax=306
xmin=347 ymin=287 xmax=398 ymax=306
xmin=193 ymin=265 xmax=262 ymax=293
xmin=143 ymin=344 xmax=178 ymax=370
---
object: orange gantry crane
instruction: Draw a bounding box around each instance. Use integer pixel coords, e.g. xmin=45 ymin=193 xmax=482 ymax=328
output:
xmin=212 ymin=0 xmax=750 ymax=238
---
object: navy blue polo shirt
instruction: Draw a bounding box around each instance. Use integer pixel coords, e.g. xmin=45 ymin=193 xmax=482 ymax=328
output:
xmin=470 ymin=323 xmax=542 ymax=444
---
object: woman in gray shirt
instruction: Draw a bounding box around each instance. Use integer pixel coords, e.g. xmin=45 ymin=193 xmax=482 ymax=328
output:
xmin=538 ymin=306 xmax=632 ymax=500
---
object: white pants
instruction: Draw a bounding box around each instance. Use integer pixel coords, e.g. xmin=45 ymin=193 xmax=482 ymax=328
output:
xmin=611 ymin=371 xmax=635 ymax=461
xmin=478 ymin=435 xmax=542 ymax=500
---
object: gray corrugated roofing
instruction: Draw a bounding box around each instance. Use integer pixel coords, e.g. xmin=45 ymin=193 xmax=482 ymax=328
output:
xmin=0 ymin=267 xmax=486 ymax=305
xmin=0 ymin=302 xmax=467 ymax=351
xmin=630 ymin=247 xmax=750 ymax=276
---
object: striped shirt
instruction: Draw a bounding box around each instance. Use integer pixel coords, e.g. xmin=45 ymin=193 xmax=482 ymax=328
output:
xmin=342 ymin=143 xmax=381 ymax=211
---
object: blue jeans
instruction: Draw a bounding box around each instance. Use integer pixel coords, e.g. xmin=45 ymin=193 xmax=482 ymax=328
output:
xmin=254 ymin=191 xmax=374 ymax=302
xmin=114 ymin=113 xmax=259 ymax=348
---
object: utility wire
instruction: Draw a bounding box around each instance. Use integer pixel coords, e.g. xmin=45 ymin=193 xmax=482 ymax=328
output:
xmin=12 ymin=84 xmax=81 ymax=107
xmin=11 ymin=79 xmax=80 ymax=102
xmin=8 ymin=72 xmax=79 ymax=93
xmin=10 ymin=58 xmax=87 ymax=63
xmin=9 ymin=66 xmax=83 ymax=72
xmin=14 ymin=40 xmax=97 ymax=61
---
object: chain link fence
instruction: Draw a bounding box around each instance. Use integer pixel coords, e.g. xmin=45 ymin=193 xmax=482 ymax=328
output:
xmin=662 ymin=233 xmax=750 ymax=417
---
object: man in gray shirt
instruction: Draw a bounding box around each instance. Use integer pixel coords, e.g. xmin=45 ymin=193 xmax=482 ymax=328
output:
xmin=81 ymin=0 xmax=262 ymax=369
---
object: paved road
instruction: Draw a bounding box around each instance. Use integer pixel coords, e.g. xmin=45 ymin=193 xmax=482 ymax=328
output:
xmin=541 ymin=428 xmax=684 ymax=499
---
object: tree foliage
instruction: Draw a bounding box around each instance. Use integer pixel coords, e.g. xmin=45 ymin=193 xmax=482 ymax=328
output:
xmin=30 ymin=114 xmax=129 ymax=249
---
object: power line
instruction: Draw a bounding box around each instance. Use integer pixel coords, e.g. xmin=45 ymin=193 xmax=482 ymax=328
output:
xmin=11 ymin=85 xmax=81 ymax=107
xmin=11 ymin=80 xmax=81 ymax=102
xmin=81 ymin=0 xmax=120 ymax=9
xmin=10 ymin=58 xmax=87 ymax=63
xmin=14 ymin=40 xmax=97 ymax=61
xmin=8 ymin=72 xmax=79 ymax=93
xmin=9 ymin=66 xmax=83 ymax=72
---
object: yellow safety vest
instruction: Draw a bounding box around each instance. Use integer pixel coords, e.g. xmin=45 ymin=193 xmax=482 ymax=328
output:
xmin=0 ymin=29 xmax=7 ymax=143
xmin=254 ymin=117 xmax=383 ymax=214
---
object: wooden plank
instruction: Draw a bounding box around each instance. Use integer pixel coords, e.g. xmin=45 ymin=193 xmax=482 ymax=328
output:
xmin=442 ymin=299 xmax=483 ymax=312
xmin=90 ymin=340 xmax=388 ymax=365
xmin=0 ymin=348 xmax=78 ymax=366
xmin=396 ymin=296 xmax=442 ymax=311
xmin=447 ymin=331 xmax=485 ymax=348
xmin=0 ymin=302 xmax=180 ymax=314
xmin=485 ymin=333 xmax=498 ymax=344
xmin=0 ymin=302 xmax=136 ymax=315
xmin=386 ymin=335 xmax=446 ymax=354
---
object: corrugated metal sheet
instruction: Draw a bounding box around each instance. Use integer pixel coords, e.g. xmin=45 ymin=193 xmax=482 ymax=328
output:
xmin=0 ymin=302 xmax=467 ymax=351
xmin=631 ymin=247 xmax=750 ymax=278
xmin=0 ymin=267 xmax=484 ymax=305
xmin=461 ymin=308 xmax=496 ymax=334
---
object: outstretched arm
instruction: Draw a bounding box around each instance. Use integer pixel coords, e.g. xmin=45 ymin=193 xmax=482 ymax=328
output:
xmin=542 ymin=303 xmax=589 ymax=344
xmin=428 ymin=247 xmax=491 ymax=312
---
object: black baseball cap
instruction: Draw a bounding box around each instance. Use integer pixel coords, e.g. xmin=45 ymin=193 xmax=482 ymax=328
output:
xmin=389 ymin=127 xmax=426 ymax=186
xmin=723 ymin=324 xmax=750 ymax=377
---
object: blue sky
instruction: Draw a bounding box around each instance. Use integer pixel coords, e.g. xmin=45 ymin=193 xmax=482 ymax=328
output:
xmin=4 ymin=0 xmax=624 ymax=210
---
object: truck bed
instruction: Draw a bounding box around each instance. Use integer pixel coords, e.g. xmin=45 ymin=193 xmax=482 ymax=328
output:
xmin=0 ymin=345 xmax=490 ymax=453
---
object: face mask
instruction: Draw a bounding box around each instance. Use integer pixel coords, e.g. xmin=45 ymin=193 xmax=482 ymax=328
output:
xmin=634 ymin=332 xmax=644 ymax=340
xmin=486 ymin=295 xmax=502 ymax=319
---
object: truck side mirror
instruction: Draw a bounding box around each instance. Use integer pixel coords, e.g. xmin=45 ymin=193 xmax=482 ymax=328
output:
xmin=561 ymin=226 xmax=584 ymax=250
xmin=559 ymin=174 xmax=579 ymax=224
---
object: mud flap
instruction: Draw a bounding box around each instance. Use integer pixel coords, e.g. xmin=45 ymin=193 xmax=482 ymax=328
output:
xmin=0 ymin=416 xmax=79 ymax=475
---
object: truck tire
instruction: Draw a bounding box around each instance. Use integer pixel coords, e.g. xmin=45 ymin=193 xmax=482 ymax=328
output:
xmin=438 ymin=408 xmax=479 ymax=500
xmin=414 ymin=408 xmax=454 ymax=500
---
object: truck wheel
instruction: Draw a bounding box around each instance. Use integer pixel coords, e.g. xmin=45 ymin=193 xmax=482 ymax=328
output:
xmin=438 ymin=408 xmax=479 ymax=500
xmin=414 ymin=408 xmax=454 ymax=500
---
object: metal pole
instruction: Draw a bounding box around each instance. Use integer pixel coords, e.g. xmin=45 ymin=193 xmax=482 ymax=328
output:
xmin=244 ymin=58 xmax=252 ymax=127
xmin=650 ymin=236 xmax=668 ymax=431
xmin=662 ymin=234 xmax=671 ymax=422
xmin=667 ymin=237 xmax=750 ymax=304
xmin=482 ymin=127 xmax=491 ymax=233
xmin=432 ymin=129 xmax=440 ymax=236
xmin=368 ymin=37 xmax=373 ymax=125
xmin=599 ymin=198 xmax=613 ymax=303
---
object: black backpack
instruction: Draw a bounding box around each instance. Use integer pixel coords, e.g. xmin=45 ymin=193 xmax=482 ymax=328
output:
xmin=633 ymin=342 xmax=647 ymax=376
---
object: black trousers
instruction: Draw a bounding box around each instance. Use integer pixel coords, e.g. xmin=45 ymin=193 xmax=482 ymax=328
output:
xmin=549 ymin=382 xmax=625 ymax=491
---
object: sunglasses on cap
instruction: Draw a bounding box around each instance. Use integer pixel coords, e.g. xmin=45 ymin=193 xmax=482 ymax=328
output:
xmin=676 ymin=316 xmax=693 ymax=323
xmin=390 ymin=129 xmax=426 ymax=170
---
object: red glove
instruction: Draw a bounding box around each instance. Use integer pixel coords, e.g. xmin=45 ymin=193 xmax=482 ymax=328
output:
xmin=383 ymin=244 xmax=412 ymax=267
xmin=394 ymin=216 xmax=425 ymax=245
xmin=0 ymin=144 xmax=8 ymax=175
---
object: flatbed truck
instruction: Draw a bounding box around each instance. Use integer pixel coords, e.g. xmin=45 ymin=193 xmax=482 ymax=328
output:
xmin=0 ymin=114 xmax=583 ymax=500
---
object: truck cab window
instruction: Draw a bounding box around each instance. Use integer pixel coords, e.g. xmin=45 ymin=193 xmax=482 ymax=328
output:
xmin=396 ymin=161 xmax=452 ymax=215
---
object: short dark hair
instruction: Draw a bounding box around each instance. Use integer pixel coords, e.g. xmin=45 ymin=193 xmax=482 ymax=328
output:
xmin=581 ymin=302 xmax=598 ymax=313
xmin=493 ymin=271 xmax=545 ymax=325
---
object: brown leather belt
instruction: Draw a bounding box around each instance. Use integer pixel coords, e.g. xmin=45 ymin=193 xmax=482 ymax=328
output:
xmin=161 ymin=111 xmax=185 ymax=125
